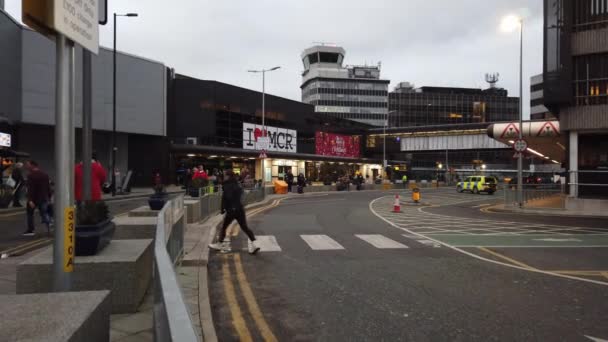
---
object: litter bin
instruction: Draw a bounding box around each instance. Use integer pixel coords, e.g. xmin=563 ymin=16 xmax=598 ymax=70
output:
xmin=274 ymin=180 xmax=288 ymax=194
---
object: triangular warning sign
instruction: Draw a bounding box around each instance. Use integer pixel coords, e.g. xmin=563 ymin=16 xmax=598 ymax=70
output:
xmin=500 ymin=123 xmax=520 ymax=139
xmin=536 ymin=121 xmax=560 ymax=137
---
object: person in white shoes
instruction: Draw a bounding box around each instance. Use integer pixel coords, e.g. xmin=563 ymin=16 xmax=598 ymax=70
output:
xmin=209 ymin=170 xmax=260 ymax=254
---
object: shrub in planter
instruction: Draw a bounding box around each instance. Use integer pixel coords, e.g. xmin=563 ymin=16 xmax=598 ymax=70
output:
xmin=75 ymin=201 xmax=115 ymax=256
xmin=148 ymin=183 xmax=168 ymax=210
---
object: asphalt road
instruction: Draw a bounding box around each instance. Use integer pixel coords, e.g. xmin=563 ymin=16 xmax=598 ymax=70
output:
xmin=208 ymin=189 xmax=608 ymax=341
xmin=0 ymin=197 xmax=150 ymax=255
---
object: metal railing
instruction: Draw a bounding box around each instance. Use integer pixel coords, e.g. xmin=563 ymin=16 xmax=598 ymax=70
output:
xmin=504 ymin=185 xmax=566 ymax=209
xmin=153 ymin=195 xmax=198 ymax=342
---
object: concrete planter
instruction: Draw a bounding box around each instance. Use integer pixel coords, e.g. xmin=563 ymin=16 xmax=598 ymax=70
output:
xmin=76 ymin=219 xmax=115 ymax=256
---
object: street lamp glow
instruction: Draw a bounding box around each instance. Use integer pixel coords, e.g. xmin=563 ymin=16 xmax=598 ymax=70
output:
xmin=438 ymin=163 xmax=443 ymax=169
xmin=500 ymin=15 xmax=522 ymax=33
xmin=481 ymin=164 xmax=487 ymax=170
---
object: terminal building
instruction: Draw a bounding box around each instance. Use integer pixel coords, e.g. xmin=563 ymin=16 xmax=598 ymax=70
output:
xmin=300 ymin=45 xmax=390 ymax=127
xmin=542 ymin=0 xmax=608 ymax=206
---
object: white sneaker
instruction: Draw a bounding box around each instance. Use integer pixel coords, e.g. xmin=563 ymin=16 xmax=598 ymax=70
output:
xmin=209 ymin=241 xmax=231 ymax=253
xmin=248 ymin=240 xmax=260 ymax=255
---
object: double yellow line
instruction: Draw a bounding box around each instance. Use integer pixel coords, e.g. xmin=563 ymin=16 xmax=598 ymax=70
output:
xmin=222 ymin=254 xmax=277 ymax=342
xmin=221 ymin=199 xmax=283 ymax=342
xmin=228 ymin=199 xmax=282 ymax=237
xmin=0 ymin=237 xmax=52 ymax=257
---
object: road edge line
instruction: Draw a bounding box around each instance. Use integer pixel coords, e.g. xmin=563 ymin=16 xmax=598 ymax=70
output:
xmin=233 ymin=253 xmax=278 ymax=342
xmin=369 ymin=196 xmax=608 ymax=287
xmin=221 ymin=255 xmax=253 ymax=342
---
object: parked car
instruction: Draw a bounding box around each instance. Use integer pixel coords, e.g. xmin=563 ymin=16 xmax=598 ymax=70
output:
xmin=457 ymin=176 xmax=498 ymax=195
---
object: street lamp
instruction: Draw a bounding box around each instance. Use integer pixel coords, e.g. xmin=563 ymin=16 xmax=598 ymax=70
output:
xmin=501 ymin=14 xmax=524 ymax=207
xmin=112 ymin=12 xmax=138 ymax=196
xmin=248 ymin=66 xmax=281 ymax=183
xmin=384 ymin=110 xmax=397 ymax=180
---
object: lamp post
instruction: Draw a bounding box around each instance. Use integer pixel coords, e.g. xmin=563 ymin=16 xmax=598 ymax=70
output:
xmin=248 ymin=67 xmax=281 ymax=183
xmin=112 ymin=12 xmax=138 ymax=196
xmin=501 ymin=14 xmax=524 ymax=207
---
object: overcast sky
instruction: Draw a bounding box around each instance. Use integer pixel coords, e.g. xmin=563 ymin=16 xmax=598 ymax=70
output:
xmin=5 ymin=0 xmax=543 ymax=119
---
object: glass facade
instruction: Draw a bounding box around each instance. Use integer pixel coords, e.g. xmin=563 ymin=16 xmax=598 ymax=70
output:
xmin=573 ymin=0 xmax=608 ymax=32
xmin=389 ymin=87 xmax=519 ymax=127
xmin=573 ymin=53 xmax=608 ymax=106
xmin=302 ymin=79 xmax=389 ymax=124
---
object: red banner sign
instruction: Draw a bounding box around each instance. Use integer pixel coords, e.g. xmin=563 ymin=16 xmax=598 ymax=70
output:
xmin=315 ymin=132 xmax=361 ymax=158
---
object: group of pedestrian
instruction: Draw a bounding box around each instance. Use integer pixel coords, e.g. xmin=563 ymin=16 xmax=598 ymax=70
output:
xmin=285 ymin=169 xmax=306 ymax=194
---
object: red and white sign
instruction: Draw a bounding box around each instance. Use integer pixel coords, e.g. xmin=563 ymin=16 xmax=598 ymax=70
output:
xmin=536 ymin=121 xmax=560 ymax=137
xmin=513 ymin=139 xmax=528 ymax=152
xmin=500 ymin=123 xmax=520 ymax=139
xmin=243 ymin=123 xmax=297 ymax=153
xmin=315 ymin=132 xmax=360 ymax=158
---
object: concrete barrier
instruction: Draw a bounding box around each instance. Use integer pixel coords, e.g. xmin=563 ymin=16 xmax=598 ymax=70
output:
xmin=0 ymin=291 xmax=111 ymax=342
xmin=128 ymin=206 xmax=161 ymax=218
xmin=113 ymin=215 xmax=157 ymax=240
xmin=17 ymin=239 xmax=153 ymax=314
xmin=184 ymin=199 xmax=201 ymax=223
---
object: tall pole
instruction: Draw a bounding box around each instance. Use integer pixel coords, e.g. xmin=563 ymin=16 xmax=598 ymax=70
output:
xmin=111 ymin=13 xmax=117 ymax=196
xmin=262 ymin=70 xmax=265 ymax=131
xmin=517 ymin=19 xmax=524 ymax=207
xmin=53 ymin=34 xmax=73 ymax=291
xmin=83 ymin=51 xmax=93 ymax=200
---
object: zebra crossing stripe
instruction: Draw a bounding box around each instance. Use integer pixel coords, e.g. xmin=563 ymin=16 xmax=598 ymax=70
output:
xmin=355 ymin=234 xmax=409 ymax=249
xmin=300 ymin=235 xmax=345 ymax=250
xmin=255 ymin=236 xmax=282 ymax=252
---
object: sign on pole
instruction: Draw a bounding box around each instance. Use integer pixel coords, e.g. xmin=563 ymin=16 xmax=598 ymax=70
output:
xmin=53 ymin=0 xmax=99 ymax=53
xmin=22 ymin=0 xmax=99 ymax=54
xmin=63 ymin=206 xmax=75 ymax=272
xmin=256 ymin=137 xmax=270 ymax=151
xmin=513 ymin=139 xmax=528 ymax=153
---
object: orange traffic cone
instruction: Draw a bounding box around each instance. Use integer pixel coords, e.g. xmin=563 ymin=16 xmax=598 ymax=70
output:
xmin=393 ymin=194 xmax=401 ymax=213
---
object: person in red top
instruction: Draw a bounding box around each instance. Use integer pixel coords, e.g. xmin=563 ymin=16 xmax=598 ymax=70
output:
xmin=74 ymin=154 xmax=107 ymax=201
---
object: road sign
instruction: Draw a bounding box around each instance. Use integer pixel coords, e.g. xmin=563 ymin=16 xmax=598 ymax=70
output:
xmin=22 ymin=0 xmax=99 ymax=54
xmin=259 ymin=152 xmax=267 ymax=159
xmin=512 ymin=152 xmax=522 ymax=159
xmin=257 ymin=137 xmax=270 ymax=151
xmin=513 ymin=139 xmax=528 ymax=152
xmin=98 ymin=0 xmax=107 ymax=25
xmin=500 ymin=122 xmax=520 ymax=139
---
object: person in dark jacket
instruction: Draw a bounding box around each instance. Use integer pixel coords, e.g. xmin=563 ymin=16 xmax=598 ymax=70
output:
xmin=297 ymin=173 xmax=306 ymax=194
xmin=24 ymin=161 xmax=51 ymax=236
xmin=285 ymin=169 xmax=294 ymax=193
xmin=209 ymin=170 xmax=260 ymax=254
xmin=11 ymin=162 xmax=25 ymax=207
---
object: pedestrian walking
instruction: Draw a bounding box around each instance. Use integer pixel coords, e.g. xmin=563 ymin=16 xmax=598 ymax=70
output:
xmin=402 ymin=174 xmax=408 ymax=189
xmin=356 ymin=174 xmax=364 ymax=191
xmin=11 ymin=162 xmax=25 ymax=207
xmin=297 ymin=173 xmax=306 ymax=194
xmin=23 ymin=161 xmax=51 ymax=236
xmin=285 ymin=169 xmax=294 ymax=193
xmin=209 ymin=170 xmax=260 ymax=254
xmin=74 ymin=153 xmax=107 ymax=202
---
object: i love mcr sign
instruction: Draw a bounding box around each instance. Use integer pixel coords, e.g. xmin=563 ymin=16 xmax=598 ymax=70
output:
xmin=243 ymin=123 xmax=297 ymax=153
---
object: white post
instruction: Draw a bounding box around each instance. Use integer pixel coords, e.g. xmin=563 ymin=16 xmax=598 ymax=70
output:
xmin=569 ymin=131 xmax=578 ymax=197
xmin=53 ymin=35 xmax=74 ymax=291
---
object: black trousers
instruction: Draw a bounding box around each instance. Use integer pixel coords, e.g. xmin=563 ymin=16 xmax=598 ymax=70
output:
xmin=219 ymin=208 xmax=256 ymax=242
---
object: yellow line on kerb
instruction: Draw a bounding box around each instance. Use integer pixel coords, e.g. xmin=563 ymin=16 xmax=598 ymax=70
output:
xmin=222 ymin=255 xmax=253 ymax=342
xmin=234 ymin=253 xmax=278 ymax=342
xmin=477 ymin=247 xmax=537 ymax=270
xmin=230 ymin=199 xmax=282 ymax=237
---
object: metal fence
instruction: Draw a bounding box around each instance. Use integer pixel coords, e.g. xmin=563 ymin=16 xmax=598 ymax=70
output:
xmin=504 ymin=184 xmax=566 ymax=209
xmin=153 ymin=195 xmax=198 ymax=342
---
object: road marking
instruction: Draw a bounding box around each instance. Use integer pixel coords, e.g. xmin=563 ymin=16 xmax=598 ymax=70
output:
xmin=355 ymin=234 xmax=408 ymax=249
xmin=255 ymin=236 xmax=282 ymax=252
xmin=300 ymin=235 xmax=345 ymax=250
xmin=416 ymin=239 xmax=441 ymax=248
xmin=369 ymin=196 xmax=608 ymax=287
xmin=477 ymin=247 xmax=537 ymax=270
xmin=233 ymin=254 xmax=278 ymax=342
xmin=222 ymin=256 xmax=253 ymax=342
xmin=532 ymin=238 xmax=582 ymax=242
xmin=585 ymin=335 xmax=608 ymax=342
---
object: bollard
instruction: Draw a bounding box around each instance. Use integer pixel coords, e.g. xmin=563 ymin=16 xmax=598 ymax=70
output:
xmin=412 ymin=188 xmax=420 ymax=203
xmin=393 ymin=194 xmax=401 ymax=213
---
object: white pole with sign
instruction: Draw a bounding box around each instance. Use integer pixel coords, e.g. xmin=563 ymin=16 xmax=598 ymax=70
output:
xmin=23 ymin=0 xmax=99 ymax=292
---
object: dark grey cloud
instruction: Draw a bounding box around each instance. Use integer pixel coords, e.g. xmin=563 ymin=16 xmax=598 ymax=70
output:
xmin=6 ymin=0 xmax=543 ymax=118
